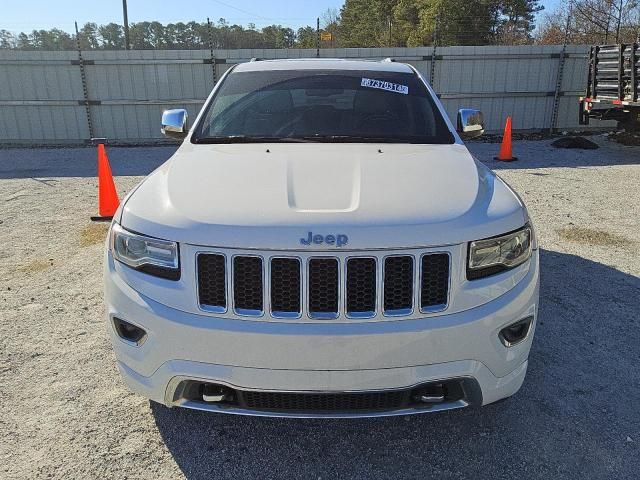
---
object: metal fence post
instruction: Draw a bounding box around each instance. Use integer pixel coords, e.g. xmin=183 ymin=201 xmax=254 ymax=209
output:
xmin=74 ymin=21 xmax=95 ymax=140
xmin=316 ymin=17 xmax=320 ymax=58
xmin=550 ymin=47 xmax=567 ymax=132
xmin=429 ymin=14 xmax=440 ymax=86
xmin=550 ymin=4 xmax=572 ymax=132
xmin=207 ymin=18 xmax=218 ymax=84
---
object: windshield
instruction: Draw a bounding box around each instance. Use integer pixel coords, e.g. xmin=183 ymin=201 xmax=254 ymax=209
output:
xmin=192 ymin=68 xmax=454 ymax=144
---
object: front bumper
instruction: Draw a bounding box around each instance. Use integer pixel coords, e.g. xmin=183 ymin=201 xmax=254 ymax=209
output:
xmin=105 ymin=250 xmax=539 ymax=417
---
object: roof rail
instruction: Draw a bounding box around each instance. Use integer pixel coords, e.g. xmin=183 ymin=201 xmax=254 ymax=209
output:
xmin=381 ymin=57 xmax=396 ymax=62
xmin=249 ymin=57 xmax=263 ymax=62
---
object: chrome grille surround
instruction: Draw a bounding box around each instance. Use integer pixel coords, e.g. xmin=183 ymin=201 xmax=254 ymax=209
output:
xmin=196 ymin=248 xmax=451 ymax=322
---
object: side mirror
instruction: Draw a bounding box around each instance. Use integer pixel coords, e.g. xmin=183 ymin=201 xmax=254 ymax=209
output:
xmin=457 ymin=109 xmax=484 ymax=139
xmin=161 ymin=109 xmax=188 ymax=140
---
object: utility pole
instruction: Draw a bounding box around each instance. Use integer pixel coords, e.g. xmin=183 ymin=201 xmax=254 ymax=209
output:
xmin=122 ymin=0 xmax=130 ymax=50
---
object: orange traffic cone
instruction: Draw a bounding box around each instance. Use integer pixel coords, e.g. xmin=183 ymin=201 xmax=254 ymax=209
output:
xmin=494 ymin=116 xmax=518 ymax=162
xmin=91 ymin=143 xmax=120 ymax=221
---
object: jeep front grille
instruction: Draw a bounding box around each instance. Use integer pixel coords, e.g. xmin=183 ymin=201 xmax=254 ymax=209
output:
xmin=197 ymin=253 xmax=227 ymax=312
xmin=270 ymin=258 xmax=301 ymax=317
xmin=196 ymin=252 xmax=450 ymax=319
xmin=383 ymin=256 xmax=415 ymax=315
xmin=232 ymin=256 xmax=263 ymax=315
xmin=308 ymin=258 xmax=340 ymax=318
xmin=421 ymin=253 xmax=450 ymax=311
xmin=346 ymin=258 xmax=377 ymax=317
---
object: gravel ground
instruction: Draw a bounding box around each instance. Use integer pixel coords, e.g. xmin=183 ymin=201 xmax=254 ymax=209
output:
xmin=1 ymin=137 xmax=639 ymax=479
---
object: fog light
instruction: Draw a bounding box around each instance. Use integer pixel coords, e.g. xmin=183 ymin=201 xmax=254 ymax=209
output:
xmin=499 ymin=316 xmax=533 ymax=347
xmin=113 ymin=317 xmax=147 ymax=345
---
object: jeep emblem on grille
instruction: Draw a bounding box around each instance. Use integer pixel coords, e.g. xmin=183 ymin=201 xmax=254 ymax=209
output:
xmin=300 ymin=232 xmax=349 ymax=247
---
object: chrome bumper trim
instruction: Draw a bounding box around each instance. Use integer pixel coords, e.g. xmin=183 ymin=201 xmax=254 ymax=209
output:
xmin=173 ymin=399 xmax=470 ymax=418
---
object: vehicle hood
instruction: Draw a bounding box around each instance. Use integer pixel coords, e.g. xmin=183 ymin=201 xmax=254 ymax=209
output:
xmin=121 ymin=143 xmax=526 ymax=249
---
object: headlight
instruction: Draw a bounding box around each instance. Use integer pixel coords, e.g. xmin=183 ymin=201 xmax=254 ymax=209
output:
xmin=467 ymin=225 xmax=532 ymax=280
xmin=110 ymin=223 xmax=180 ymax=280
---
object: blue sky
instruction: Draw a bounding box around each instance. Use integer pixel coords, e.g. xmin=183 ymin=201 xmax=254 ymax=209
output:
xmin=2 ymin=0 xmax=560 ymax=34
xmin=1 ymin=0 xmax=345 ymax=33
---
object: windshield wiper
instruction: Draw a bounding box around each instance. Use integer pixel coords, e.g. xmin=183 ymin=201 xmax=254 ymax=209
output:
xmin=193 ymin=135 xmax=311 ymax=144
xmin=300 ymin=135 xmax=404 ymax=143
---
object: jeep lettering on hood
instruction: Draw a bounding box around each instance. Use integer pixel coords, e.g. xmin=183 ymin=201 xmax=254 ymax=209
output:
xmin=300 ymin=232 xmax=349 ymax=247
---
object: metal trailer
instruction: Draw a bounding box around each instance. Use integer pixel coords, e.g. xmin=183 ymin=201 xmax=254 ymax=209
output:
xmin=580 ymin=43 xmax=640 ymax=130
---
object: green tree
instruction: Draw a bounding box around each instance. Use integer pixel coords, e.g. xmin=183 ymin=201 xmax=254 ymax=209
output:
xmin=129 ymin=22 xmax=153 ymax=49
xmin=393 ymin=0 xmax=498 ymax=46
xmin=296 ymin=26 xmax=317 ymax=48
xmin=79 ymin=23 xmax=100 ymax=49
xmin=262 ymin=25 xmax=296 ymax=48
xmin=148 ymin=21 xmax=167 ymax=48
xmin=16 ymin=32 xmax=32 ymax=49
xmin=99 ymin=23 xmax=125 ymax=49
xmin=339 ymin=0 xmax=401 ymax=47
xmin=0 ymin=30 xmax=17 ymax=48
xmin=497 ymin=0 xmax=544 ymax=44
xmin=241 ymin=24 xmax=264 ymax=48
xmin=391 ymin=0 xmax=423 ymax=46
xmin=28 ymin=28 xmax=74 ymax=50
xmin=168 ymin=22 xmax=201 ymax=49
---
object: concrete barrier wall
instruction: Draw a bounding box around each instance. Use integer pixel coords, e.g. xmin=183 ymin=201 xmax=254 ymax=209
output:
xmin=0 ymin=45 xmax=597 ymax=145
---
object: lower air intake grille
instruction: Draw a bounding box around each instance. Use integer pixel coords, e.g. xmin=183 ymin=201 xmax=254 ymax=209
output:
xmin=421 ymin=254 xmax=450 ymax=310
xmin=308 ymin=258 xmax=339 ymax=318
xmin=197 ymin=254 xmax=226 ymax=310
xmin=383 ymin=256 xmax=414 ymax=314
xmin=239 ymin=390 xmax=410 ymax=412
xmin=233 ymin=256 xmax=263 ymax=314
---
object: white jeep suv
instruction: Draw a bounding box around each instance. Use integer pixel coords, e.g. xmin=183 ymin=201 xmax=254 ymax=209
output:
xmin=105 ymin=58 xmax=539 ymax=418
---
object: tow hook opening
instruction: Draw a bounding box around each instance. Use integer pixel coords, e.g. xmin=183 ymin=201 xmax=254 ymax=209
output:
xmin=499 ymin=316 xmax=534 ymax=347
xmin=113 ymin=317 xmax=147 ymax=345
xmin=411 ymin=381 xmax=465 ymax=405
xmin=202 ymin=383 xmax=234 ymax=403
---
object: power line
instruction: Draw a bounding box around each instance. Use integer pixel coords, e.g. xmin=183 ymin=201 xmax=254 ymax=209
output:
xmin=208 ymin=0 xmax=276 ymax=22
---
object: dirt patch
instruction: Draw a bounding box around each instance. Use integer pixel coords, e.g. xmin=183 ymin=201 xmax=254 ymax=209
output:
xmin=19 ymin=258 xmax=54 ymax=273
xmin=79 ymin=223 xmax=110 ymax=247
xmin=557 ymin=226 xmax=631 ymax=247
xmin=609 ymin=131 xmax=640 ymax=146
xmin=551 ymin=137 xmax=599 ymax=149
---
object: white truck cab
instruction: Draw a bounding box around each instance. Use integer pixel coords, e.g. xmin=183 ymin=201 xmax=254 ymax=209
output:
xmin=105 ymin=59 xmax=539 ymax=418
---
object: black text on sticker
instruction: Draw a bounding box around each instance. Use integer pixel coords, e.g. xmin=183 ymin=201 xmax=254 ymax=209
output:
xmin=360 ymin=77 xmax=409 ymax=95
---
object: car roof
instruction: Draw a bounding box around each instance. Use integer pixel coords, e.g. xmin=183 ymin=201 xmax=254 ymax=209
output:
xmin=233 ymin=58 xmax=415 ymax=74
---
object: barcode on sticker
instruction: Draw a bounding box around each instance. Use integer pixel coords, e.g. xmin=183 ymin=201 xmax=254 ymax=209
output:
xmin=360 ymin=78 xmax=409 ymax=95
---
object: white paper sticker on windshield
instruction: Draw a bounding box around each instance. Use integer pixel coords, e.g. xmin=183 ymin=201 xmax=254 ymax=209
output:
xmin=360 ymin=77 xmax=409 ymax=95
